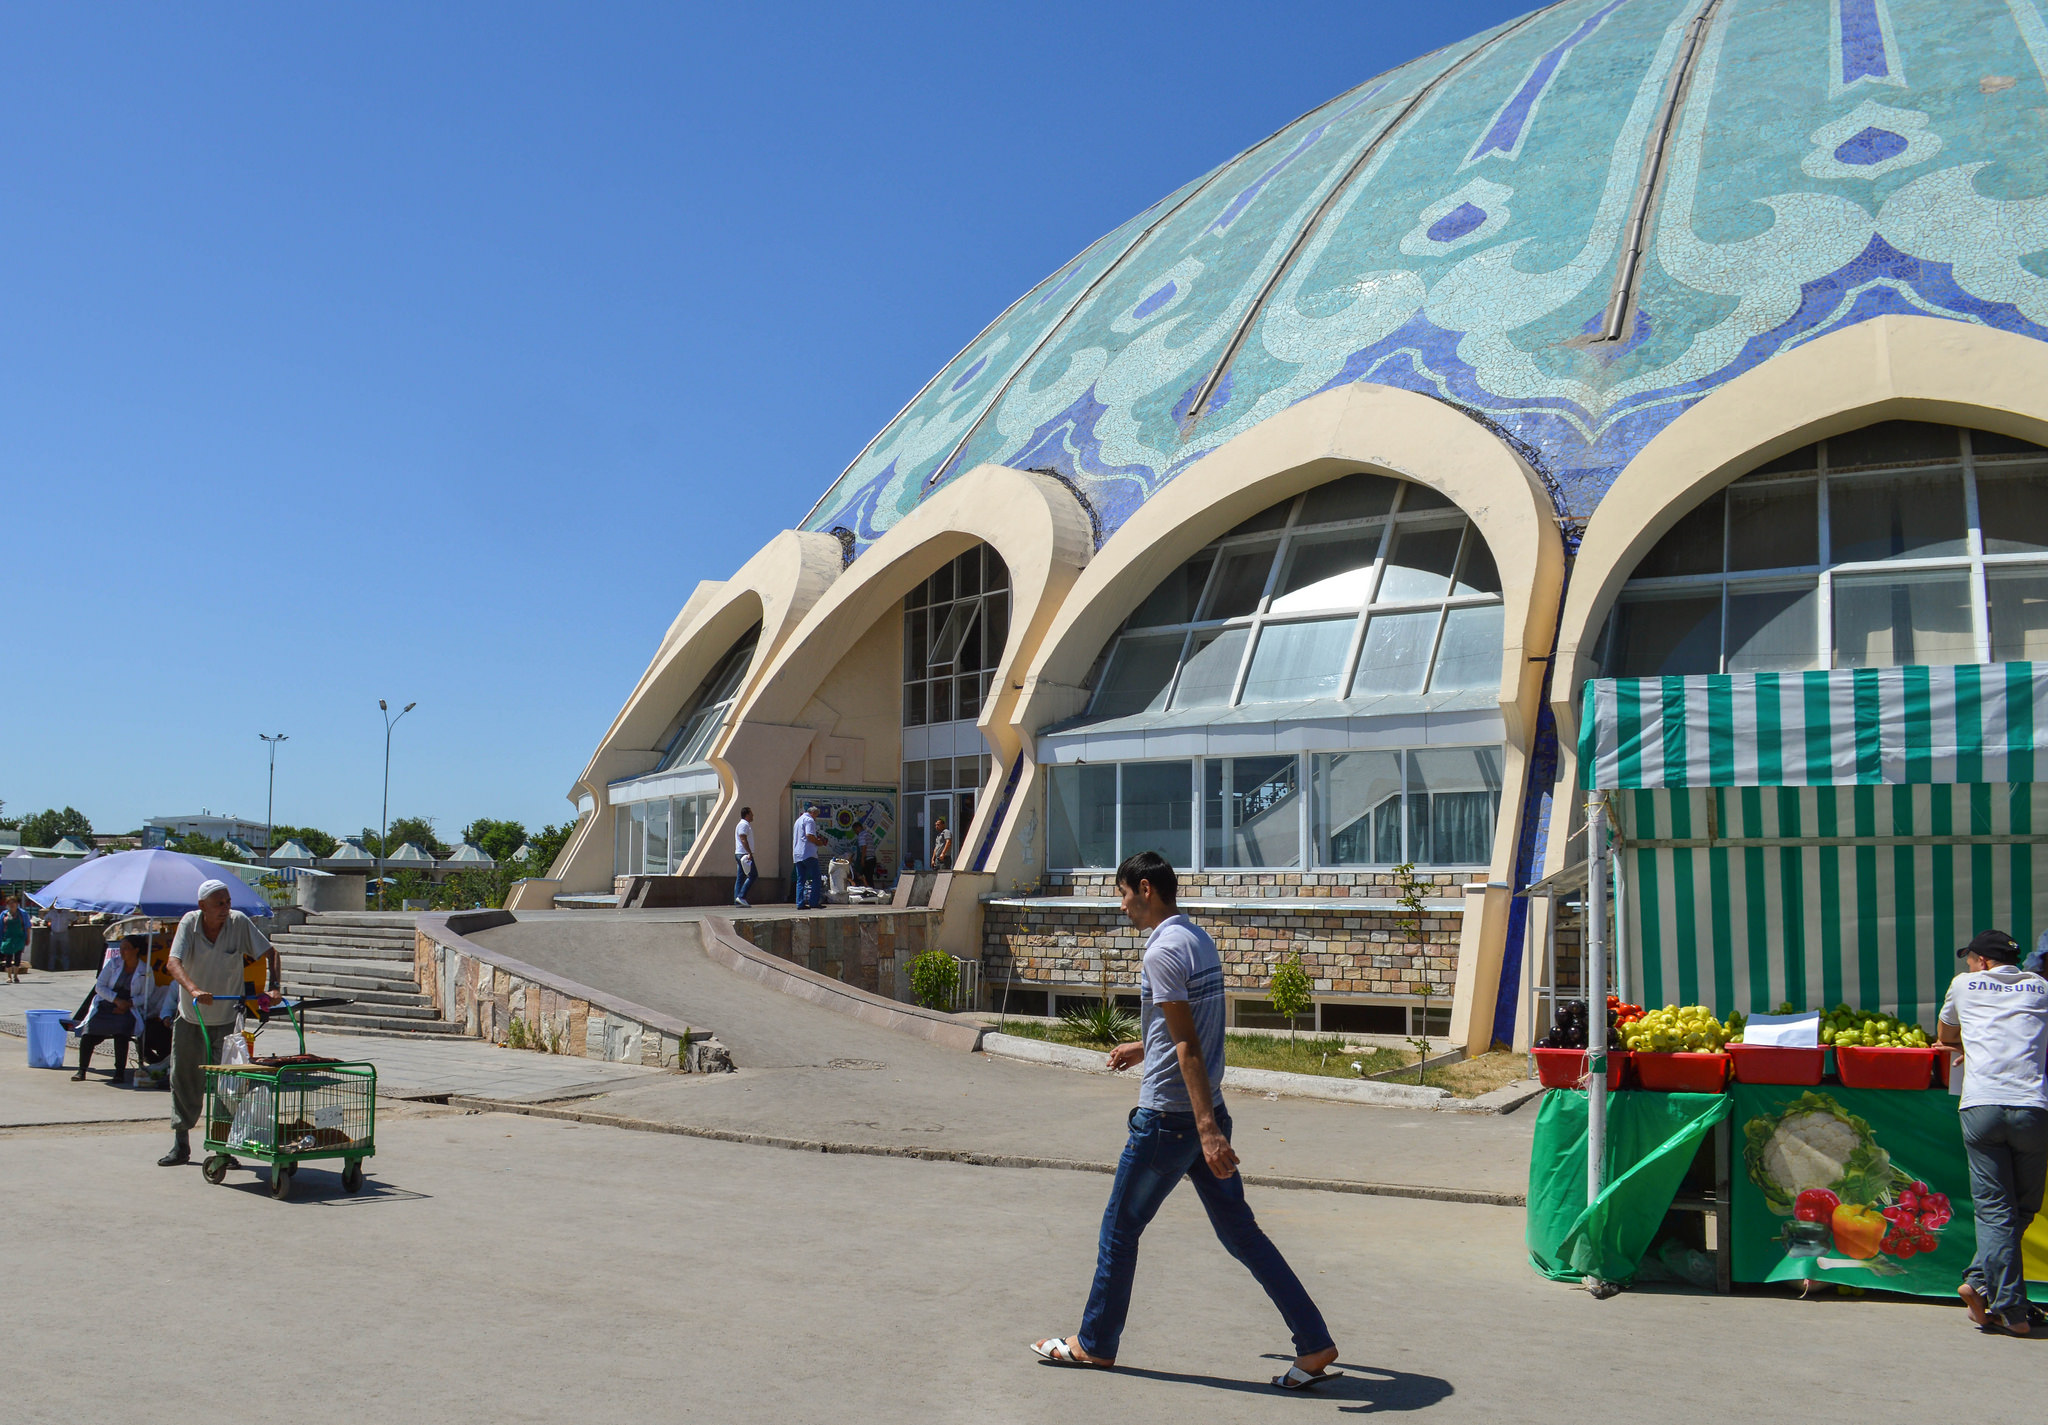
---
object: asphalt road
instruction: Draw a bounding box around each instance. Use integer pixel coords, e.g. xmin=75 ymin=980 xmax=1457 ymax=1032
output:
xmin=6 ymin=1108 xmax=2016 ymax=1425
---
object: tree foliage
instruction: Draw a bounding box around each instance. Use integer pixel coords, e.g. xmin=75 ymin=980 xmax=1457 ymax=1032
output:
xmin=462 ymin=818 xmax=528 ymax=862
xmin=364 ymin=816 xmax=449 ymax=859
xmin=267 ymin=824 xmax=337 ymax=857
xmin=523 ymin=821 xmax=574 ymax=871
xmin=168 ymin=832 xmax=242 ymax=862
xmin=908 ymin=949 xmax=960 ymax=1011
xmin=1267 ymin=955 xmax=1314 ymax=1042
xmin=20 ymin=807 xmax=93 ymax=848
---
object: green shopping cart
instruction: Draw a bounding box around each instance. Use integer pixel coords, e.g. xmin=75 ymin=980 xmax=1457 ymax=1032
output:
xmin=199 ymin=995 xmax=377 ymax=1199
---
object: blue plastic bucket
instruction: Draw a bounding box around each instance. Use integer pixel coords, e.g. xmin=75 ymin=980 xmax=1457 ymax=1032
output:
xmin=25 ymin=1009 xmax=69 ymax=1069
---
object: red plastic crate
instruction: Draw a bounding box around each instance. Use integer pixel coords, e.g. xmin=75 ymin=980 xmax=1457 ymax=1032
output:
xmin=1835 ymin=1045 xmax=1936 ymax=1090
xmin=1728 ymin=1043 xmax=1825 ymax=1085
xmin=1532 ymin=1047 xmax=1625 ymax=1091
xmin=1633 ymin=1051 xmax=1730 ymax=1092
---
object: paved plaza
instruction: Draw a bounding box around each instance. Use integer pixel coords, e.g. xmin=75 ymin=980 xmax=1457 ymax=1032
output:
xmin=4 ymin=1099 xmax=2015 ymax=1425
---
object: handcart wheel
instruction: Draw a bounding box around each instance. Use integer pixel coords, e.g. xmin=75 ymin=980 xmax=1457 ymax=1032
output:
xmin=202 ymin=1155 xmax=229 ymax=1185
xmin=268 ymin=1166 xmax=292 ymax=1200
xmin=283 ymin=1161 xmax=298 ymax=1179
xmin=341 ymin=1159 xmax=365 ymax=1194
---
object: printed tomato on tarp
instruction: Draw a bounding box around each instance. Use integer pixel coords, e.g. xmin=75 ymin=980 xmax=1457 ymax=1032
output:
xmin=1730 ymin=1086 xmax=1995 ymax=1298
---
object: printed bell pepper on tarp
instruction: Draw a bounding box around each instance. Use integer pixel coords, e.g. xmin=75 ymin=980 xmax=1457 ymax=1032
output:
xmin=1741 ymin=1090 xmax=1951 ymax=1274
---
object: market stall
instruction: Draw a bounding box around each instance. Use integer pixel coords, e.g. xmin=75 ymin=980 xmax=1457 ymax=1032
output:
xmin=1529 ymin=664 xmax=2048 ymax=1298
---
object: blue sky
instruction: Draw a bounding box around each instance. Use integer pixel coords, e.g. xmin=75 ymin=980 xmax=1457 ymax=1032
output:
xmin=0 ymin=1 xmax=1526 ymax=841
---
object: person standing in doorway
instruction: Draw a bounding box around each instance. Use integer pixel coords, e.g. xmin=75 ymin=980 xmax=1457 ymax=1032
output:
xmin=1940 ymin=929 xmax=2048 ymax=1336
xmin=157 ymin=881 xmax=278 ymax=1167
xmin=790 ymin=803 xmax=828 ymax=910
xmin=734 ymin=806 xmax=757 ymax=908
xmin=1029 ymin=850 xmax=1340 ymax=1389
xmin=929 ymin=816 xmax=954 ymax=872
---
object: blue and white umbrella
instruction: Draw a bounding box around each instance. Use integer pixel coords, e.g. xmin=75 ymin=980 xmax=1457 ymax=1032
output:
xmin=26 ymin=848 xmax=271 ymax=918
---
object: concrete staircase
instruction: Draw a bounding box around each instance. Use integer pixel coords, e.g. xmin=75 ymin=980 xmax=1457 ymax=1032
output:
xmin=271 ymin=911 xmax=461 ymax=1038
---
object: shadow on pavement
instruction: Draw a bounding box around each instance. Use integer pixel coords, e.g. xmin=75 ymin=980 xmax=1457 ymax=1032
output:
xmin=1101 ymin=1359 xmax=1452 ymax=1411
xmin=199 ymin=1167 xmax=431 ymax=1206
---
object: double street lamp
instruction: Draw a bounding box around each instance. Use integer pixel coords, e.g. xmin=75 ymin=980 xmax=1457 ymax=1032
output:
xmin=259 ymin=732 xmax=288 ymax=857
xmin=378 ymin=699 xmax=417 ymax=910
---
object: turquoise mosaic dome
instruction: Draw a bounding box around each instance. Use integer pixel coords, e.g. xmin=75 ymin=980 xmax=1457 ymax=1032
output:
xmin=803 ymin=0 xmax=2048 ymax=551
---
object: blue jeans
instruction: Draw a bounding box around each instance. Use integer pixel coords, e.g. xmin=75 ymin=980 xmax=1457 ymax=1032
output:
xmin=733 ymin=854 xmax=756 ymax=906
xmin=1960 ymin=1104 xmax=2048 ymax=1319
xmin=1077 ymin=1106 xmax=1331 ymax=1362
xmin=792 ymin=857 xmax=821 ymax=909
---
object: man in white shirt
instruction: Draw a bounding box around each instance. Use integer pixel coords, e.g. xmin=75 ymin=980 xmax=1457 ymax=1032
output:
xmin=157 ymin=880 xmax=278 ymax=1167
xmin=1939 ymin=929 xmax=2048 ymax=1335
xmin=733 ymin=807 xmax=757 ymax=908
xmin=790 ymin=804 xmax=828 ymax=910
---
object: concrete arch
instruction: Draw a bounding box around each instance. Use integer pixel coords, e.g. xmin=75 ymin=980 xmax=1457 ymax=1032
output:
xmin=1553 ymin=315 xmax=2048 ymax=743
xmin=704 ymin=465 xmax=1095 ymax=884
xmin=539 ymin=530 xmax=844 ymax=896
xmin=987 ymin=382 xmax=1566 ymax=1051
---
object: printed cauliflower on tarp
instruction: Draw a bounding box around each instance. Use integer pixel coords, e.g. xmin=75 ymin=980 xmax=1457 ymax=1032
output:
xmin=1743 ymin=1091 xmax=1895 ymax=1213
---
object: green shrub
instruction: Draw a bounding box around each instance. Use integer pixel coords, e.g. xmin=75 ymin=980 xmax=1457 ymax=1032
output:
xmin=908 ymin=949 xmax=959 ymax=1010
xmin=1061 ymin=998 xmax=1138 ymax=1046
xmin=1267 ymin=955 xmax=1313 ymax=1042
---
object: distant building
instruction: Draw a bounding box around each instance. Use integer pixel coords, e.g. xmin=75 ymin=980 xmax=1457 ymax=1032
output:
xmin=145 ymin=814 xmax=271 ymax=850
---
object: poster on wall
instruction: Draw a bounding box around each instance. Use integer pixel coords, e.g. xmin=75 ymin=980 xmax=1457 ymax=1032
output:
xmin=790 ymin=784 xmax=896 ymax=869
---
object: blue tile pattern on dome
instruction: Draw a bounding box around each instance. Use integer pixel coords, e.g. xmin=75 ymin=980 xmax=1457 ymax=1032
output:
xmin=803 ymin=0 xmax=2048 ymax=550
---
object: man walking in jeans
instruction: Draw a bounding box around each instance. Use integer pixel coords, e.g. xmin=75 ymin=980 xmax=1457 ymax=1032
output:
xmin=1030 ymin=851 xmax=1339 ymax=1389
xmin=1939 ymin=929 xmax=2048 ymax=1336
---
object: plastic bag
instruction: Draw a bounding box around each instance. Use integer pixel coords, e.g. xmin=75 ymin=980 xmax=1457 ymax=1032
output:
xmin=214 ymin=1018 xmax=255 ymax=1112
xmin=227 ymin=1085 xmax=274 ymax=1150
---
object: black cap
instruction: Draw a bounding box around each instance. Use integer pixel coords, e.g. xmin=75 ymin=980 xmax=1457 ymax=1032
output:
xmin=1959 ymin=930 xmax=2022 ymax=962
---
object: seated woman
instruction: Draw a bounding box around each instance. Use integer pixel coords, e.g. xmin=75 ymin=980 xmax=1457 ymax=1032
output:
xmin=73 ymin=937 xmax=148 ymax=1084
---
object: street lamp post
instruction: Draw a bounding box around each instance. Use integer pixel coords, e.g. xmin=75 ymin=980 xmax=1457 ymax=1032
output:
xmin=259 ymin=733 xmax=288 ymax=859
xmin=378 ymin=700 xmax=417 ymax=910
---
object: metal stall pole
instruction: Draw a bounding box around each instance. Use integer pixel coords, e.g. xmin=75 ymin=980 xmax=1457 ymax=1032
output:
xmin=1609 ymin=833 xmax=1630 ymax=1008
xmin=1584 ymin=797 xmax=1610 ymax=1289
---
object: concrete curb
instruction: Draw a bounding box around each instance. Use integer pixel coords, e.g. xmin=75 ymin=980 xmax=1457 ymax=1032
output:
xmin=442 ymin=1095 xmax=1525 ymax=1206
xmin=697 ymin=915 xmax=986 ymax=1053
xmin=980 ymin=1033 xmax=1473 ymax=1110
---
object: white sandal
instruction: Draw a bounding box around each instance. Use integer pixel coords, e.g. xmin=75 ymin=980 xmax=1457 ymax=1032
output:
xmin=1272 ymin=1364 xmax=1344 ymax=1390
xmin=1031 ymin=1338 xmax=1112 ymax=1368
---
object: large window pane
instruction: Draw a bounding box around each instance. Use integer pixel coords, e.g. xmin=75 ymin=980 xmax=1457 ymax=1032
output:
xmin=1407 ymin=748 xmax=1502 ymax=866
xmin=1090 ymin=634 xmax=1183 ymax=717
xmin=1121 ymin=762 xmax=1193 ymax=867
xmin=1204 ymin=542 xmax=1279 ymax=619
xmin=1171 ymin=627 xmax=1248 ymax=708
xmin=1206 ymin=756 xmax=1301 ymax=868
xmin=643 ymin=801 xmax=669 ymax=874
xmin=1429 ymin=604 xmax=1506 ymax=692
xmin=1269 ymin=530 xmax=1380 ymax=613
xmin=1989 ymin=569 xmax=2048 ymax=662
xmin=1975 ymin=462 xmax=2048 ymax=554
xmin=1725 ymin=584 xmax=1818 ymax=673
xmin=1314 ymin=750 xmax=1404 ymax=865
xmin=1828 ymin=467 xmax=1968 ymax=563
xmin=1606 ymin=593 xmax=1722 ymax=677
xmin=1453 ymin=530 xmax=1502 ymax=596
xmin=614 ymin=806 xmax=631 ymax=877
xmin=1827 ymin=420 xmax=1958 ymax=469
xmin=1728 ymin=479 xmax=1818 ymax=571
xmin=1128 ymin=551 xmax=1215 ymax=627
xmin=1047 ymin=765 xmax=1116 ymax=867
xmin=929 ymin=675 xmax=953 ymax=724
xmin=1353 ymin=610 xmax=1438 ymax=695
xmin=1633 ymin=493 xmax=1724 ymax=579
xmin=1376 ymin=525 xmax=1463 ymax=602
xmin=1833 ymin=572 xmax=1975 ymax=667
xmin=1241 ymin=618 xmax=1353 ymax=703
xmin=1300 ymin=472 xmax=1398 ymax=524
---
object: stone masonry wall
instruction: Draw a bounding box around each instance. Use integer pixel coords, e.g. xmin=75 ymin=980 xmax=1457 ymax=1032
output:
xmin=1041 ymin=869 xmax=1471 ymax=899
xmin=726 ymin=910 xmax=936 ymax=997
xmin=416 ymin=929 xmax=703 ymax=1069
xmin=982 ymin=898 xmax=1462 ymax=1001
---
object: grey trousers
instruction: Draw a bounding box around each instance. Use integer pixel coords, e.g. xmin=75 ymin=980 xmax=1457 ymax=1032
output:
xmin=1960 ymin=1103 xmax=2048 ymax=1319
xmin=170 ymin=1017 xmax=232 ymax=1134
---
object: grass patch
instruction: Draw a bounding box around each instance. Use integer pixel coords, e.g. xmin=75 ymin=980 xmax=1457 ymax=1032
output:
xmin=991 ymin=1020 xmax=1410 ymax=1080
xmin=1424 ymin=1051 xmax=1528 ymax=1099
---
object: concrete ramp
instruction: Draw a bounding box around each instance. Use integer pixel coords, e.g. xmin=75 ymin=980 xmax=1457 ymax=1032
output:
xmin=457 ymin=910 xmax=976 ymax=1069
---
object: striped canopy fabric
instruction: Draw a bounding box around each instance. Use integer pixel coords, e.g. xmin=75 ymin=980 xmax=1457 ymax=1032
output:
xmin=1580 ymin=664 xmax=2048 ymax=791
xmin=1578 ymin=664 xmax=2048 ymax=1025
xmin=1617 ymin=783 xmax=2041 ymax=1025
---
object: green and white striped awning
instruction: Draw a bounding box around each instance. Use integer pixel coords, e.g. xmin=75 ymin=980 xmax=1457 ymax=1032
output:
xmin=1580 ymin=664 xmax=2048 ymax=790
xmin=1576 ymin=665 xmax=2048 ymax=1023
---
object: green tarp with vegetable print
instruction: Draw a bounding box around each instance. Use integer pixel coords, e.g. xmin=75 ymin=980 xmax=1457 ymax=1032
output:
xmin=1528 ymin=1090 xmax=1730 ymax=1283
xmin=1731 ymin=1083 xmax=2047 ymax=1302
